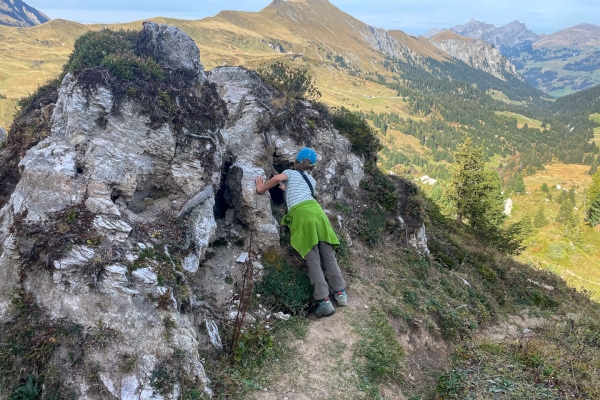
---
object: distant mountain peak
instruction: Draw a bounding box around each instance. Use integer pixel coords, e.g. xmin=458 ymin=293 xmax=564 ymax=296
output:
xmin=429 ymin=31 xmax=525 ymax=82
xmin=424 ymin=19 xmax=539 ymax=54
xmin=0 ymin=0 xmax=50 ymax=27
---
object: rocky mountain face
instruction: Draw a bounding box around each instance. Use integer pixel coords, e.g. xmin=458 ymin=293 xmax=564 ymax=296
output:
xmin=0 ymin=22 xmax=428 ymax=398
xmin=0 ymin=0 xmax=49 ymax=27
xmin=425 ymin=18 xmax=540 ymax=54
xmin=429 ymin=31 xmax=524 ymax=82
xmin=425 ymin=19 xmax=600 ymax=96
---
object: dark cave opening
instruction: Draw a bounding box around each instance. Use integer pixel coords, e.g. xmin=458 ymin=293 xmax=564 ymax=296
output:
xmin=213 ymin=157 xmax=233 ymax=219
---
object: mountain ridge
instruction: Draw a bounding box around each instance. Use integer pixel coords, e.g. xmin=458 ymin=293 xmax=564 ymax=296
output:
xmin=0 ymin=0 xmax=49 ymax=27
xmin=424 ymin=18 xmax=540 ymax=53
xmin=429 ymin=30 xmax=524 ymax=82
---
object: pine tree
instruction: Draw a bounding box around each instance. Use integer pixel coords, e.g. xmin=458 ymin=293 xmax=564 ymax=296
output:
xmin=540 ymin=183 xmax=549 ymax=194
xmin=450 ymin=137 xmax=506 ymax=230
xmin=568 ymin=188 xmax=576 ymax=204
xmin=533 ymin=206 xmax=548 ymax=228
xmin=587 ymin=169 xmax=600 ymax=209
xmin=557 ymin=199 xmax=575 ymax=227
xmin=556 ymin=190 xmax=568 ymax=205
xmin=513 ymin=174 xmax=526 ymax=194
xmin=588 ymin=190 xmax=600 ymax=227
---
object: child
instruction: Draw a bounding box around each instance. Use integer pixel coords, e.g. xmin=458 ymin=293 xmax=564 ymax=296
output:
xmin=255 ymin=147 xmax=347 ymax=317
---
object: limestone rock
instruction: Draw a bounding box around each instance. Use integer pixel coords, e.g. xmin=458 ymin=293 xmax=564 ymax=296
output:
xmin=0 ymin=25 xmax=222 ymax=397
xmin=0 ymin=22 xmax=429 ymax=398
xmin=429 ymin=35 xmax=524 ymax=82
xmin=138 ymin=21 xmax=206 ymax=80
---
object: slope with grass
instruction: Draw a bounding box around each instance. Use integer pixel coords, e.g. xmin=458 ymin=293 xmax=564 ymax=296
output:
xmin=503 ymin=164 xmax=600 ymax=301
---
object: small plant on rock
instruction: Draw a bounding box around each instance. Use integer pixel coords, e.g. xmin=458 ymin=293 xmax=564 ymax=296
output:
xmin=12 ymin=374 xmax=39 ymax=400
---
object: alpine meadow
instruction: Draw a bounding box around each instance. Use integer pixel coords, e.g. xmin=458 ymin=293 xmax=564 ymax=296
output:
xmin=0 ymin=0 xmax=599 ymax=399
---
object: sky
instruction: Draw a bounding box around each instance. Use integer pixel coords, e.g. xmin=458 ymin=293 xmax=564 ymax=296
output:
xmin=28 ymin=0 xmax=599 ymax=36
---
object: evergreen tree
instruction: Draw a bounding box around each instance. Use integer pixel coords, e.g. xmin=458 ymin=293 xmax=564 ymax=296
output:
xmin=450 ymin=137 xmax=506 ymax=229
xmin=557 ymin=199 xmax=576 ymax=227
xmin=556 ymin=190 xmax=568 ymax=205
xmin=540 ymin=183 xmax=549 ymax=194
xmin=588 ymin=190 xmax=600 ymax=227
xmin=587 ymin=169 xmax=600 ymax=210
xmin=568 ymin=187 xmax=576 ymax=204
xmin=533 ymin=206 xmax=548 ymax=228
xmin=513 ymin=174 xmax=526 ymax=194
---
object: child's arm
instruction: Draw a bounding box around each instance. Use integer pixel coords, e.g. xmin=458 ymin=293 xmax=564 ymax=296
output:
xmin=255 ymin=173 xmax=288 ymax=195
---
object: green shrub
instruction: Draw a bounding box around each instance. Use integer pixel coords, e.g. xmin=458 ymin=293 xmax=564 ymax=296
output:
xmin=436 ymin=369 xmax=467 ymax=398
xmin=356 ymin=207 xmax=387 ymax=246
xmin=12 ymin=374 xmax=39 ymax=400
xmin=233 ymin=325 xmax=274 ymax=364
xmin=360 ymin=163 xmax=399 ymax=212
xmin=101 ymin=54 xmax=164 ymax=80
xmin=257 ymin=61 xmax=321 ymax=100
xmin=63 ymin=29 xmax=139 ymax=74
xmin=331 ymin=107 xmax=382 ymax=161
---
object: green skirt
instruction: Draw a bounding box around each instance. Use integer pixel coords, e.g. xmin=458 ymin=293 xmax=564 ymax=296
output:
xmin=281 ymin=200 xmax=339 ymax=258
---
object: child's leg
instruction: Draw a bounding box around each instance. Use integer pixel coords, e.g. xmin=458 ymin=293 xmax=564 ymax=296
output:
xmin=305 ymin=244 xmax=330 ymax=300
xmin=318 ymin=241 xmax=346 ymax=292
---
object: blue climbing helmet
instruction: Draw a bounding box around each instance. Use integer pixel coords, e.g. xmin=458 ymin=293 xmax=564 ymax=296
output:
xmin=296 ymin=147 xmax=317 ymax=165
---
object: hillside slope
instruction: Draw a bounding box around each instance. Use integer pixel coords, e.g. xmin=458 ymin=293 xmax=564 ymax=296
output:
xmin=0 ymin=0 xmax=543 ymax=140
xmin=534 ymin=23 xmax=600 ymax=48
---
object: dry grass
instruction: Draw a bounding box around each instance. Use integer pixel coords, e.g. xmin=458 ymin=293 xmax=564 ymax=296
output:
xmin=0 ymin=20 xmax=93 ymax=127
xmin=507 ymin=164 xmax=600 ymax=301
xmin=0 ymin=0 xmax=418 ymax=130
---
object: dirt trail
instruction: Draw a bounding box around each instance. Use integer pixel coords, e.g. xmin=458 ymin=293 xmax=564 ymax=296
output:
xmin=251 ymin=295 xmax=366 ymax=400
xmin=250 ymin=288 xmax=420 ymax=400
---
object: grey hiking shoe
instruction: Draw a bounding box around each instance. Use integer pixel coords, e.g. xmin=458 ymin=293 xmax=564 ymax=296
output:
xmin=315 ymin=298 xmax=335 ymax=318
xmin=333 ymin=289 xmax=348 ymax=307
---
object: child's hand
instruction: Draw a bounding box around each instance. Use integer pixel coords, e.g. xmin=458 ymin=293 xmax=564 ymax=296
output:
xmin=255 ymin=176 xmax=265 ymax=194
xmin=279 ymin=183 xmax=286 ymax=191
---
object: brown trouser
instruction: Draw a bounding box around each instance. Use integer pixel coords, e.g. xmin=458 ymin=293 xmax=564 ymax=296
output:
xmin=305 ymin=241 xmax=346 ymax=300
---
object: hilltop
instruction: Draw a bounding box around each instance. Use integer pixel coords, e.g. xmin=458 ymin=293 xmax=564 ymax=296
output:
xmin=0 ymin=0 xmax=49 ymax=27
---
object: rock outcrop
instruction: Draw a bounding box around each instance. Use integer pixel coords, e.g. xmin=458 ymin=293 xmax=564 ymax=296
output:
xmin=0 ymin=22 xmax=428 ymax=398
xmin=429 ymin=32 xmax=525 ymax=82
